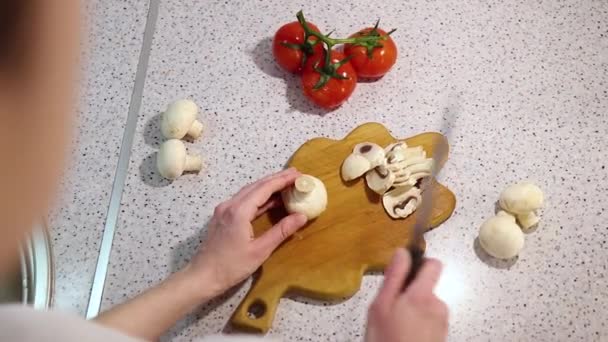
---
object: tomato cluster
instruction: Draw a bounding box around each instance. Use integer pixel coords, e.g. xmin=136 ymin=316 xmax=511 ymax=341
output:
xmin=272 ymin=13 xmax=397 ymax=110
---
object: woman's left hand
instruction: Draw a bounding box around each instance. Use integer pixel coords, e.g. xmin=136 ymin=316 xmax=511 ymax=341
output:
xmin=185 ymin=168 xmax=308 ymax=297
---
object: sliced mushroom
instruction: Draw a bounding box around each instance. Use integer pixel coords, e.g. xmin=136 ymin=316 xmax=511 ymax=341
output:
xmin=393 ymin=178 xmax=417 ymax=188
xmin=341 ymin=154 xmax=372 ymax=181
xmin=390 ymin=156 xmax=433 ymax=188
xmin=405 ymin=159 xmax=434 ymax=174
xmin=365 ymin=165 xmax=395 ymax=194
xmin=387 ymin=146 xmax=425 ymax=165
xmin=384 ymin=141 xmax=408 ymax=154
xmin=353 ymin=142 xmax=386 ymax=168
xmin=382 ymin=186 xmax=422 ymax=219
xmin=388 ymin=155 xmax=427 ymax=171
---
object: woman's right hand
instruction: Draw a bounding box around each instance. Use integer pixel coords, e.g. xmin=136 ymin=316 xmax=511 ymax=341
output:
xmin=365 ymin=249 xmax=449 ymax=342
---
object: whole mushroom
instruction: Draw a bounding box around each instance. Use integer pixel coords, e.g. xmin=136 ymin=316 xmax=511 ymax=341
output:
xmin=499 ymin=182 xmax=544 ymax=230
xmin=156 ymin=139 xmax=203 ymax=180
xmin=478 ymin=211 xmax=525 ymax=259
xmin=161 ymin=99 xmax=204 ymax=140
xmin=282 ymin=174 xmax=328 ymax=220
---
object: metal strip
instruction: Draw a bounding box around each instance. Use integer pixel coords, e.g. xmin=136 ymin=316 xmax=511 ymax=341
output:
xmin=86 ymin=0 xmax=160 ymax=319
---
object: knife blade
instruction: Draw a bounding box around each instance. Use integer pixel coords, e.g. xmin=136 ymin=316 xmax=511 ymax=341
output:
xmin=403 ymin=103 xmax=455 ymax=289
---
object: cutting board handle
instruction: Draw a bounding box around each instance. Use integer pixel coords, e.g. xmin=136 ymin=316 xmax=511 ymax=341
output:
xmin=231 ymin=276 xmax=286 ymax=333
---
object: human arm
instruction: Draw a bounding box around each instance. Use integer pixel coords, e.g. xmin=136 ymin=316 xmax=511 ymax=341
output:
xmin=365 ymin=249 xmax=449 ymax=342
xmin=95 ymin=168 xmax=308 ymax=340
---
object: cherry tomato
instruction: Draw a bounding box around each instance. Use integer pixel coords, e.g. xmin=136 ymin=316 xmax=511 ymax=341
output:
xmin=343 ymin=28 xmax=397 ymax=78
xmin=301 ymin=50 xmax=357 ymax=109
xmin=273 ymin=21 xmax=323 ymax=73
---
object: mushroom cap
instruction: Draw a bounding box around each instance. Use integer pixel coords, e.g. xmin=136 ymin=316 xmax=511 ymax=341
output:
xmin=353 ymin=142 xmax=385 ymax=168
xmin=157 ymin=139 xmax=187 ymax=179
xmin=499 ymin=182 xmax=544 ymax=214
xmin=282 ymin=175 xmax=327 ymax=220
xmin=478 ymin=212 xmax=524 ymax=259
xmin=161 ymin=99 xmax=198 ymax=139
xmin=341 ymin=153 xmax=372 ymax=181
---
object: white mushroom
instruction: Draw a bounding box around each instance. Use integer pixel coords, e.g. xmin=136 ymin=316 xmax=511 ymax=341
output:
xmin=478 ymin=211 xmax=525 ymax=259
xmin=341 ymin=154 xmax=372 ymax=181
xmin=499 ymin=182 xmax=544 ymax=230
xmin=384 ymin=141 xmax=408 ymax=154
xmin=156 ymin=139 xmax=203 ymax=180
xmin=161 ymin=99 xmax=204 ymax=140
xmin=353 ymin=142 xmax=385 ymax=168
xmin=382 ymin=186 xmax=422 ymax=219
xmin=282 ymin=174 xmax=328 ymax=220
xmin=388 ymin=149 xmax=434 ymax=188
xmin=365 ymin=165 xmax=395 ymax=194
xmin=387 ymin=146 xmax=425 ymax=165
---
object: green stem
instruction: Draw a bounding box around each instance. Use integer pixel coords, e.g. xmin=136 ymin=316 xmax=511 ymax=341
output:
xmin=295 ymin=10 xmax=395 ymax=89
xmin=296 ymin=11 xmax=387 ymax=47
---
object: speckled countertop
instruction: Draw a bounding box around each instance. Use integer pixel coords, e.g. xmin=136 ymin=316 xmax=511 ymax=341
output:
xmin=54 ymin=0 xmax=607 ymax=340
xmin=49 ymin=0 xmax=148 ymax=314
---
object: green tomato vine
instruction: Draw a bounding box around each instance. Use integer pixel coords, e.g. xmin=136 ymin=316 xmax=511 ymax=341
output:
xmin=290 ymin=10 xmax=395 ymax=89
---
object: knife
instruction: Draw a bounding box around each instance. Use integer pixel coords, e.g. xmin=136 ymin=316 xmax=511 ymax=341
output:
xmin=403 ymin=103 xmax=455 ymax=289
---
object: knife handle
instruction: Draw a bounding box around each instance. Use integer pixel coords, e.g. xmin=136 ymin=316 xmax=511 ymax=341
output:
xmin=403 ymin=245 xmax=425 ymax=290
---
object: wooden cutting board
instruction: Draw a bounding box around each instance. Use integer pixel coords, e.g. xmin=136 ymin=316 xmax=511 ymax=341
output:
xmin=230 ymin=122 xmax=456 ymax=333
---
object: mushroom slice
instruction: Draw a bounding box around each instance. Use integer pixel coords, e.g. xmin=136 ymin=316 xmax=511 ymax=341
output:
xmin=353 ymin=142 xmax=386 ymax=168
xmin=389 ymin=157 xmax=434 ymax=187
xmin=365 ymin=165 xmax=395 ymax=195
xmin=382 ymin=186 xmax=422 ymax=219
xmin=387 ymin=155 xmax=427 ymax=171
xmin=341 ymin=154 xmax=372 ymax=181
xmin=393 ymin=178 xmax=417 ymax=188
xmin=384 ymin=141 xmax=408 ymax=154
xmin=405 ymin=159 xmax=434 ymax=174
xmin=387 ymin=146 xmax=425 ymax=165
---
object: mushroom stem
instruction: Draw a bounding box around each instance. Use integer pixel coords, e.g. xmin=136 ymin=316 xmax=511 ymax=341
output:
xmin=187 ymin=120 xmax=204 ymax=139
xmin=184 ymin=155 xmax=203 ymax=172
xmin=516 ymin=211 xmax=539 ymax=230
xmin=295 ymin=175 xmax=316 ymax=193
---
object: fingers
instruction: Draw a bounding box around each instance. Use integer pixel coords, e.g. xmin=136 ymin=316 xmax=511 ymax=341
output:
xmin=241 ymin=171 xmax=301 ymax=219
xmin=373 ymin=249 xmax=411 ymax=307
xmin=253 ymin=213 xmax=307 ymax=256
xmin=255 ymin=195 xmax=282 ymax=217
xmin=405 ymin=258 xmax=443 ymax=299
xmin=234 ymin=168 xmax=298 ymax=200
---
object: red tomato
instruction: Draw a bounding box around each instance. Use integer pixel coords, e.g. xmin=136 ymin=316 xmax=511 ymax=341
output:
xmin=343 ymin=28 xmax=397 ymax=78
xmin=301 ymin=50 xmax=357 ymax=109
xmin=272 ymin=21 xmax=323 ymax=73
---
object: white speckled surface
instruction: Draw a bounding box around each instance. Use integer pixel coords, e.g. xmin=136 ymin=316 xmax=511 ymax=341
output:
xmin=81 ymin=0 xmax=608 ymax=340
xmin=48 ymin=0 xmax=149 ymax=315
